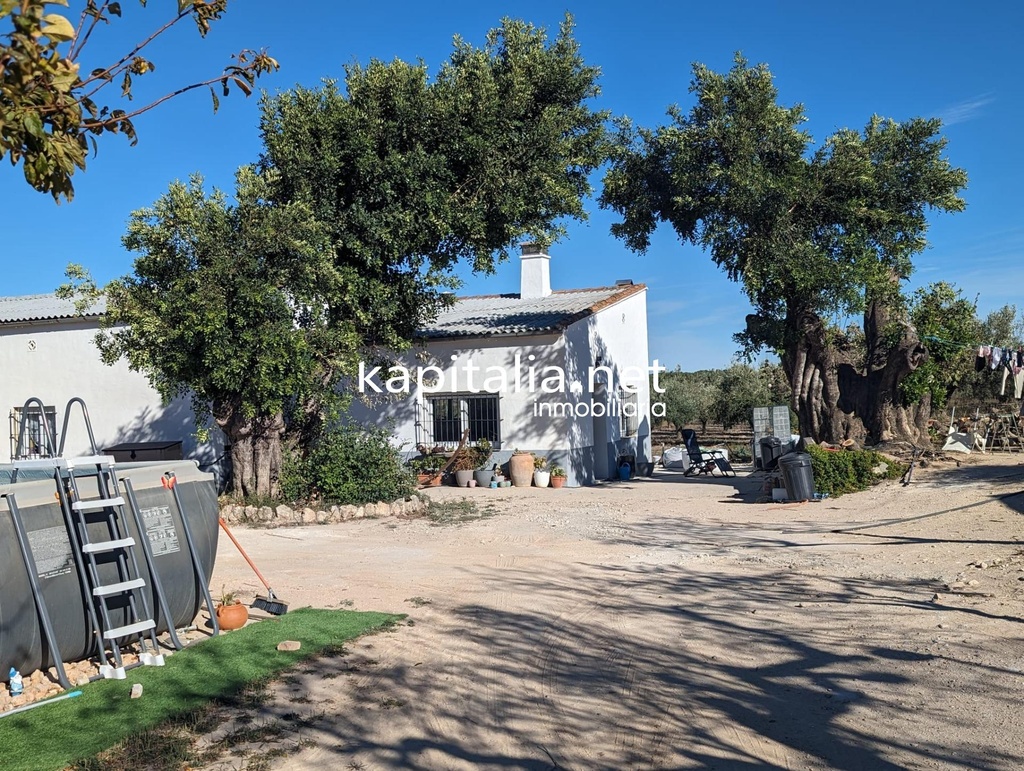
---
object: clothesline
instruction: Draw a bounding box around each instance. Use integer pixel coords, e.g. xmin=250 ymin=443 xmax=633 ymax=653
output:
xmin=921 ymin=334 xmax=1024 ymax=351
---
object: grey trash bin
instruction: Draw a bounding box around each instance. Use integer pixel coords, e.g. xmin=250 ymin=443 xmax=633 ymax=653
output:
xmin=779 ymin=452 xmax=815 ymax=502
xmin=760 ymin=436 xmax=784 ymax=471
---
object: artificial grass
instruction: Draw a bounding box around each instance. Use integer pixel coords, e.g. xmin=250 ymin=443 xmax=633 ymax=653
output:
xmin=0 ymin=608 xmax=400 ymax=771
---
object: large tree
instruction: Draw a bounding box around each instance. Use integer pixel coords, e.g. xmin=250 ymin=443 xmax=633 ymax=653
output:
xmin=601 ymin=55 xmax=967 ymax=445
xmin=64 ymin=16 xmax=607 ymax=497
xmin=62 ymin=168 xmax=337 ymax=498
xmin=258 ymin=14 xmax=607 ymax=437
xmin=1 ymin=0 xmax=277 ymax=201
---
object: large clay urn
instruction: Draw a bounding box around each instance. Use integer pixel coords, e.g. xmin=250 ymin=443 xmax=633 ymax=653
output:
xmin=508 ymin=452 xmax=534 ymax=487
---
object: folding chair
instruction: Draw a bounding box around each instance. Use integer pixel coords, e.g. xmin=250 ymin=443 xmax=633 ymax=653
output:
xmin=682 ymin=429 xmax=736 ymax=477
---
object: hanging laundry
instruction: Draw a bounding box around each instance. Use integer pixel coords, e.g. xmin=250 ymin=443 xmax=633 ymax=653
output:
xmin=1016 ymin=370 xmax=1024 ymax=400
xmin=976 ymin=346 xmax=987 ymax=372
xmin=991 ymin=346 xmax=1002 ymax=370
xmin=1002 ymin=366 xmax=1012 ymax=396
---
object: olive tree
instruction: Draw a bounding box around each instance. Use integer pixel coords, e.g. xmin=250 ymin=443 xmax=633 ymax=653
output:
xmin=602 ymin=55 xmax=967 ymax=445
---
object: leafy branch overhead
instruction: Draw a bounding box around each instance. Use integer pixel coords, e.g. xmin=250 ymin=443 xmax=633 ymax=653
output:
xmin=0 ymin=0 xmax=278 ymax=201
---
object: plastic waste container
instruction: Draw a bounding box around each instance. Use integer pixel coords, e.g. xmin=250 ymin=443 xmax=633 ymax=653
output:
xmin=779 ymin=452 xmax=815 ymax=502
xmin=760 ymin=436 xmax=783 ymax=471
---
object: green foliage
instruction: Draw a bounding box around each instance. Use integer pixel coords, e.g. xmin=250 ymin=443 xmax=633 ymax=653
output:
xmin=806 ymin=445 xmax=906 ymax=497
xmin=258 ymin=15 xmax=608 ymax=356
xmin=656 ymin=362 xmax=789 ymax=430
xmin=900 ymin=282 xmax=979 ymax=407
xmin=473 ymin=438 xmax=493 ymax=468
xmin=280 ymin=424 xmax=415 ymax=506
xmin=603 ymin=54 xmax=967 ymax=443
xmin=60 ymin=168 xmax=344 ymax=431
xmin=658 ymin=368 xmax=720 ymax=431
xmin=950 ymin=304 xmax=1024 ymax=407
xmin=1 ymin=1 xmax=277 ymax=201
xmin=602 ymin=54 xmax=967 ymax=358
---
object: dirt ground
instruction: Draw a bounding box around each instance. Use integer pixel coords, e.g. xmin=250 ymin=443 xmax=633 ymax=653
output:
xmin=204 ymin=454 xmax=1024 ymax=770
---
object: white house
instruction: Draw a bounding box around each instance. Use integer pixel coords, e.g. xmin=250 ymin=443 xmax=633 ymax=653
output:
xmin=352 ymin=245 xmax=654 ymax=486
xmin=0 ymin=294 xmax=224 ymax=474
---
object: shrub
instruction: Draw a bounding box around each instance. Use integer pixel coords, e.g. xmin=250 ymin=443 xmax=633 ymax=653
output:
xmin=281 ymin=424 xmax=415 ymax=505
xmin=806 ymin=445 xmax=906 ymax=497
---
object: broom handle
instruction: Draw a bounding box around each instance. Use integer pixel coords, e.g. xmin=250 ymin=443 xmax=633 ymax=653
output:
xmin=218 ymin=517 xmax=273 ymax=592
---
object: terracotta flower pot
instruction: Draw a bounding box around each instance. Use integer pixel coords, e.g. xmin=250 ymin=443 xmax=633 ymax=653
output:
xmin=509 ymin=453 xmax=534 ymax=487
xmin=216 ymin=602 xmax=248 ymax=631
xmin=550 ymin=476 xmax=566 ymax=489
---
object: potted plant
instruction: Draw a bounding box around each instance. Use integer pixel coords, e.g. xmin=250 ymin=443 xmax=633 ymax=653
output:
xmin=473 ymin=439 xmax=495 ymax=488
xmin=509 ymin=449 xmax=534 ymax=487
xmin=453 ymin=451 xmax=475 ymax=487
xmin=533 ymin=455 xmax=550 ymax=488
xmin=215 ymin=587 xmax=248 ymax=631
xmin=550 ymin=466 xmax=567 ymax=489
xmin=412 ymin=456 xmax=443 ymax=487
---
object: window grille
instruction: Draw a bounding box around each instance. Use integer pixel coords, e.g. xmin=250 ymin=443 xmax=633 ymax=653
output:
xmin=619 ymin=389 xmax=639 ymax=438
xmin=420 ymin=394 xmax=500 ymax=446
xmin=10 ymin=405 xmax=58 ymax=459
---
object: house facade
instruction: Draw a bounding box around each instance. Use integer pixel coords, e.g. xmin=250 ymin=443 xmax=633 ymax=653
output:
xmin=0 ymin=294 xmax=224 ymax=474
xmin=352 ymin=246 xmax=654 ymax=486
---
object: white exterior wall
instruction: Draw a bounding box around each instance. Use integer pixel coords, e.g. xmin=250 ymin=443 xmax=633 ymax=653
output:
xmin=353 ymin=287 xmax=652 ymax=487
xmin=563 ymin=288 xmax=652 ymax=481
xmin=351 ymin=333 xmax=569 ymax=456
xmin=0 ymin=318 xmax=223 ymax=466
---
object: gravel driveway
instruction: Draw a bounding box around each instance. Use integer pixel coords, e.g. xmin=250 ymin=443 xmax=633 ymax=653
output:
xmin=205 ymin=457 xmax=1024 ymax=770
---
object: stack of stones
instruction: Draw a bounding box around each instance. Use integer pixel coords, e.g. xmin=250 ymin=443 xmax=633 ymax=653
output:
xmin=220 ymin=496 xmax=426 ymax=527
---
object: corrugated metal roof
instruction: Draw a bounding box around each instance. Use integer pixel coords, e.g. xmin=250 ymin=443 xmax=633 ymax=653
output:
xmin=417 ymin=284 xmax=646 ymax=339
xmin=0 ymin=293 xmax=106 ymax=323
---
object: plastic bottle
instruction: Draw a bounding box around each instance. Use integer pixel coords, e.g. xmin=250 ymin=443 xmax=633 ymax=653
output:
xmin=8 ymin=667 xmax=23 ymax=698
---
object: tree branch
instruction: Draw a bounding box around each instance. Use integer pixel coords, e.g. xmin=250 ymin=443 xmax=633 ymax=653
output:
xmin=78 ymin=71 xmax=236 ymax=128
xmin=74 ymin=6 xmax=191 ymax=81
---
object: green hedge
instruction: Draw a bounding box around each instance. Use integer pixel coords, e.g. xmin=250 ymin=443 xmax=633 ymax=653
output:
xmin=281 ymin=424 xmax=415 ymax=505
xmin=806 ymin=445 xmax=906 ymax=497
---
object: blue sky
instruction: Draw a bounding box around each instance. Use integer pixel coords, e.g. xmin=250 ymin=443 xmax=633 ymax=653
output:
xmin=3 ymin=1 xmax=1022 ymax=369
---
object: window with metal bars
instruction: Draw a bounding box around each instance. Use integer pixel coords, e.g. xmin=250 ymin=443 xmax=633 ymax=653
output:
xmin=421 ymin=393 xmax=501 ymax=446
xmin=619 ymin=389 xmax=639 ymax=438
xmin=9 ymin=405 xmax=58 ymax=459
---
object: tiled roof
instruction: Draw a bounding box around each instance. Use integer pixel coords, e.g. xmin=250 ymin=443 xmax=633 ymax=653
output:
xmin=417 ymin=284 xmax=646 ymax=339
xmin=0 ymin=293 xmax=106 ymax=323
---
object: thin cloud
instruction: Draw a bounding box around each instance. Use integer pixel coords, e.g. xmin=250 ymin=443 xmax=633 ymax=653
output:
xmin=647 ymin=299 xmax=687 ymax=316
xmin=937 ymin=94 xmax=994 ymax=126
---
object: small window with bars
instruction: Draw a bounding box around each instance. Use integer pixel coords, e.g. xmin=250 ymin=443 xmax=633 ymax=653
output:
xmin=10 ymin=405 xmax=58 ymax=459
xmin=619 ymin=389 xmax=639 ymax=438
xmin=421 ymin=393 xmax=501 ymax=446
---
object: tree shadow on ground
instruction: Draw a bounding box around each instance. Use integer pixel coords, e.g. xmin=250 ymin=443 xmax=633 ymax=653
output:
xmin=265 ymin=561 xmax=1023 ymax=770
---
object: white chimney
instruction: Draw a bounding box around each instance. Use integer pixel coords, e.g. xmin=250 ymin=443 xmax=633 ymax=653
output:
xmin=520 ymin=243 xmax=551 ymax=299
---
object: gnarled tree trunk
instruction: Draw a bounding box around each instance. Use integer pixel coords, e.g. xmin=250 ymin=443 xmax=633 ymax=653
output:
xmin=782 ymin=300 xmax=932 ymax=447
xmin=214 ymin=401 xmax=285 ymax=499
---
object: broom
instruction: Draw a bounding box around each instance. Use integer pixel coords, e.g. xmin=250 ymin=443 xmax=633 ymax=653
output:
xmin=218 ymin=517 xmax=289 ymax=615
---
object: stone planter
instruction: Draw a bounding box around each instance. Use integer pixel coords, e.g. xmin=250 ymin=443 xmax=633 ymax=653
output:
xmin=509 ymin=453 xmax=534 ymax=487
xmin=454 ymin=469 xmax=474 ymax=487
xmin=533 ymin=470 xmax=550 ymax=488
xmin=551 ymin=475 xmax=567 ymax=489
xmin=474 ymin=469 xmax=494 ymax=488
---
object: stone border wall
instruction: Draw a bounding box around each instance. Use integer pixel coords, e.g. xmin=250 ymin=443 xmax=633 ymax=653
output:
xmin=220 ymin=496 xmax=426 ymax=528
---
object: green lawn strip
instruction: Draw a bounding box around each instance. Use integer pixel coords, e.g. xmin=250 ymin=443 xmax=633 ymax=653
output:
xmin=0 ymin=608 xmax=401 ymax=771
